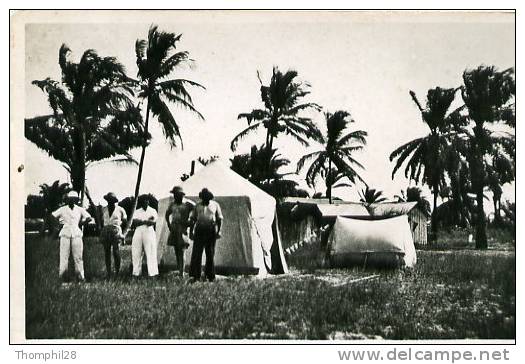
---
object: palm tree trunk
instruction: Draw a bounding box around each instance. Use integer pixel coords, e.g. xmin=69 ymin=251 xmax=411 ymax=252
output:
xmin=431 ymin=186 xmax=438 ymax=243
xmin=78 ymin=125 xmax=86 ymax=206
xmin=471 ymin=124 xmax=488 ymax=249
xmin=327 ymin=157 xmax=332 ymax=204
xmin=70 ymin=165 xmax=85 ymax=202
xmin=70 ymin=123 xmax=87 ymax=204
xmin=496 ymin=196 xmax=502 ymax=226
xmin=266 ymin=133 xmax=275 ymax=182
xmin=85 ymin=186 xmax=102 ymax=234
xmin=475 ymin=187 xmax=488 ymax=248
xmin=124 ymin=100 xmax=151 ymax=234
xmin=493 ymin=193 xmax=502 ymax=228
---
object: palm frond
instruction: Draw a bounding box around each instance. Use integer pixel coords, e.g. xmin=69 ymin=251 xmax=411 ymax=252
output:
xmin=149 ymin=93 xmax=183 ymax=148
xmin=230 ymin=121 xmax=264 ymax=151
xmin=389 ymin=137 xmax=424 ymax=179
xmin=296 ymin=150 xmax=323 ymax=172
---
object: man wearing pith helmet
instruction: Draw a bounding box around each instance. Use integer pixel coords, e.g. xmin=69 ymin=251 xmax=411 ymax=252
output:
xmin=51 ymin=190 xmax=92 ymax=283
xmin=165 ymin=186 xmax=195 ymax=277
xmin=100 ymin=192 xmax=127 ymax=279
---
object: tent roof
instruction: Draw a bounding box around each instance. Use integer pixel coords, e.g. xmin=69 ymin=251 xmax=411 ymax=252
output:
xmin=329 ymin=215 xmax=417 ymax=267
xmin=177 ymin=161 xmax=272 ymax=200
xmin=173 ymin=161 xmax=275 ymax=219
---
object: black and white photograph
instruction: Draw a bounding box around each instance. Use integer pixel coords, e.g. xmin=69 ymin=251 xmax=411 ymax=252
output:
xmin=10 ymin=9 xmax=516 ymax=344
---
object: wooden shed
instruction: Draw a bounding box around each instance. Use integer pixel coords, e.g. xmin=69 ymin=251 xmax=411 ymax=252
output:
xmin=277 ymin=198 xmax=430 ymax=250
xmin=367 ymin=202 xmax=429 ymax=246
xmin=277 ymin=198 xmax=371 ymax=252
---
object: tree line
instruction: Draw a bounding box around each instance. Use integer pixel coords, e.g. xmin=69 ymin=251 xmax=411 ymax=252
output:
xmin=25 ymin=24 xmax=515 ymax=249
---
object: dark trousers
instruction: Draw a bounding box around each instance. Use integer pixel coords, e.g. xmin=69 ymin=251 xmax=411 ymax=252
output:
xmin=189 ymin=225 xmax=216 ymax=281
xmin=173 ymin=245 xmax=185 ymax=276
xmin=100 ymin=225 xmax=122 ymax=276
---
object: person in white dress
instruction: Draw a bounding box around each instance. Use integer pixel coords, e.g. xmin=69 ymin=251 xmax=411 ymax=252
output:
xmin=51 ymin=191 xmax=92 ymax=282
xmin=131 ymin=194 xmax=159 ymax=278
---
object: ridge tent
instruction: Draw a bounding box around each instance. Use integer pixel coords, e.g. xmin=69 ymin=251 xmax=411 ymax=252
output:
xmin=155 ymin=161 xmax=288 ymax=277
xmin=327 ymin=215 xmax=416 ymax=268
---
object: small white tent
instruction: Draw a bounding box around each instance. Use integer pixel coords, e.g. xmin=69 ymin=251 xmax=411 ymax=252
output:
xmin=156 ymin=161 xmax=288 ymax=277
xmin=327 ymin=215 xmax=417 ymax=268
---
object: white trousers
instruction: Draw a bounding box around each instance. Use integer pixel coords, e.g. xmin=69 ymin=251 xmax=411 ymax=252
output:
xmin=59 ymin=236 xmax=84 ymax=279
xmin=132 ymin=226 xmax=158 ymax=276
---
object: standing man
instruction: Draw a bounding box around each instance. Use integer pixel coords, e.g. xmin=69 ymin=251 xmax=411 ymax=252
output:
xmin=131 ymin=194 xmax=159 ymax=278
xmin=100 ymin=192 xmax=127 ymax=279
xmin=51 ymin=191 xmax=92 ymax=283
xmin=165 ymin=186 xmax=194 ymax=277
xmin=188 ymin=188 xmax=223 ymax=282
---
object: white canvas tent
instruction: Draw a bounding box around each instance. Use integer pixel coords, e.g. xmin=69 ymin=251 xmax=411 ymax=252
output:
xmin=156 ymin=161 xmax=288 ymax=277
xmin=327 ymin=215 xmax=417 ymax=268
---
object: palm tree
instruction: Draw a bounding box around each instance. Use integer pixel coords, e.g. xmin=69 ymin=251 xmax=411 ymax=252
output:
xmin=395 ymin=186 xmax=431 ymax=216
xmin=231 ymin=67 xmax=322 ymax=162
xmin=126 ymin=25 xmax=205 ymax=232
xmin=327 ymin=168 xmax=356 ymax=191
xmin=359 ymin=186 xmax=387 ymax=204
xmin=501 ymin=200 xmax=515 ymax=232
xmin=230 ymin=144 xmax=305 ymax=199
xmin=461 ymin=65 xmax=515 ymax=248
xmin=297 ymin=111 xmax=367 ymax=203
xmin=25 ymin=45 xmax=145 ymax=203
xmin=484 ymin=145 xmax=515 ymax=227
xmin=231 ymin=145 xmax=290 ymax=184
xmin=390 ymin=87 xmax=466 ymax=236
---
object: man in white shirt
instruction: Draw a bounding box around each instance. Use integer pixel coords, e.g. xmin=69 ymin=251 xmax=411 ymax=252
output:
xmin=188 ymin=188 xmax=223 ymax=282
xmin=51 ymin=191 xmax=92 ymax=282
xmin=131 ymin=194 xmax=159 ymax=277
xmin=100 ymin=192 xmax=127 ymax=279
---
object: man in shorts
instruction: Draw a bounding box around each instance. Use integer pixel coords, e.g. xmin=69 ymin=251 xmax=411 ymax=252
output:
xmin=100 ymin=192 xmax=127 ymax=279
xmin=165 ymin=186 xmax=194 ymax=277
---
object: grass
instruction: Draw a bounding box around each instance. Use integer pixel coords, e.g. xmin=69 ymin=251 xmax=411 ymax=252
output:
xmin=423 ymin=227 xmax=515 ymax=251
xmin=24 ymin=233 xmax=515 ymax=340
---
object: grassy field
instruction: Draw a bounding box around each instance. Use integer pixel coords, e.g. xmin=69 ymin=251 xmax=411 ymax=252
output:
xmin=24 ymin=233 xmax=515 ymax=340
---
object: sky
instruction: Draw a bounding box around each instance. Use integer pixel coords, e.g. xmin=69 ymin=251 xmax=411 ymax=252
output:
xmin=23 ymin=11 xmax=515 ymax=208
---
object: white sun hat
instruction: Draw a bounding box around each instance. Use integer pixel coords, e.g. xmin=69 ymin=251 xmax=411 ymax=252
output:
xmin=66 ymin=191 xmax=79 ymax=199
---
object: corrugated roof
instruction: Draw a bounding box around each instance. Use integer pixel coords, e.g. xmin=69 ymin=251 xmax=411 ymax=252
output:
xmin=282 ymin=197 xmax=343 ymax=205
xmin=282 ymin=198 xmax=423 ymax=220
xmin=317 ymin=203 xmax=370 ymax=218
xmin=368 ymin=201 xmax=418 ymax=217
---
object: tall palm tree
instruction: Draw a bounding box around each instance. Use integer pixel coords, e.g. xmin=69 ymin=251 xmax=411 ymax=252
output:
xmin=390 ymin=87 xmax=466 ymax=236
xmin=126 ymin=25 xmax=205 ymax=232
xmin=25 ymin=45 xmax=145 ymax=203
xmin=231 ymin=67 xmax=322 ymax=161
xmin=359 ymin=186 xmax=387 ymax=204
xmin=461 ymin=65 xmax=515 ymax=248
xmin=297 ymin=111 xmax=367 ymax=203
